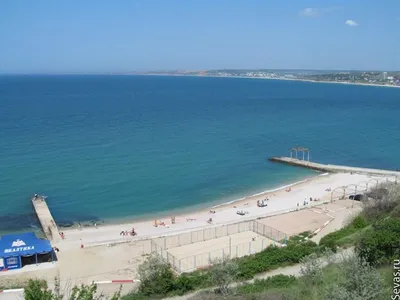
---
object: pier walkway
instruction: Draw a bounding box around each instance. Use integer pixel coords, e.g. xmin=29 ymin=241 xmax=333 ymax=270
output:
xmin=31 ymin=195 xmax=60 ymax=243
xmin=269 ymin=157 xmax=400 ymax=177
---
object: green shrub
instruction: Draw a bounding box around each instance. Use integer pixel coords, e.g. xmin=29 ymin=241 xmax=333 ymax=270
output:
xmin=237 ymin=275 xmax=297 ymax=294
xmin=390 ymin=204 xmax=400 ymax=218
xmin=352 ymin=215 xmax=369 ymax=229
xmin=137 ymin=254 xmax=176 ymax=296
xmin=319 ymin=216 xmax=369 ymax=251
xmin=236 ymin=241 xmax=318 ymax=280
xmin=173 ymin=275 xmax=195 ymax=295
xmin=323 ymin=254 xmax=386 ymax=300
xmin=356 ymin=218 xmax=400 ymax=266
xmin=173 ymin=272 xmax=210 ymax=295
xmin=24 ymin=279 xmax=55 ymax=300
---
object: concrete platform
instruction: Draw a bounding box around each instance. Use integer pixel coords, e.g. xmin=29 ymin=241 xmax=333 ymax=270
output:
xmin=31 ymin=195 xmax=59 ymax=242
xmin=269 ymin=157 xmax=400 ymax=177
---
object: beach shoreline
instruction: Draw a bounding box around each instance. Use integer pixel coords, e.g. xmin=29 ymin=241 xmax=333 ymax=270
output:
xmin=136 ymin=73 xmax=400 ymax=89
xmin=58 ymin=171 xmax=323 ymax=230
xmin=55 ymin=172 xmax=393 ymax=251
xmin=0 ymin=172 xmax=390 ymax=291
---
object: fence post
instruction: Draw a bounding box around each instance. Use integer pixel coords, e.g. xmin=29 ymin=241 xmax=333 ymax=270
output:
xmin=222 ymin=248 xmax=225 ymax=258
xmin=263 ymin=224 xmax=266 ymax=236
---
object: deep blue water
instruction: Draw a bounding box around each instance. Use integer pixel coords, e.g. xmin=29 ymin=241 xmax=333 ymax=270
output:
xmin=0 ymin=75 xmax=399 ymax=232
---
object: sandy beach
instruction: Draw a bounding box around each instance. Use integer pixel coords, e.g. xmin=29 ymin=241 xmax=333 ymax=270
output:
xmin=0 ymin=172 xmax=393 ymax=298
xmin=56 ymin=172 xmax=390 ymax=250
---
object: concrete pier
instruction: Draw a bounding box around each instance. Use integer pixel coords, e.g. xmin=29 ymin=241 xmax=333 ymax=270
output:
xmin=31 ymin=195 xmax=60 ymax=242
xmin=269 ymin=157 xmax=400 ymax=177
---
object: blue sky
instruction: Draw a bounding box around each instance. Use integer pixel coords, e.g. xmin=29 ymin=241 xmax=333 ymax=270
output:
xmin=0 ymin=0 xmax=399 ymax=73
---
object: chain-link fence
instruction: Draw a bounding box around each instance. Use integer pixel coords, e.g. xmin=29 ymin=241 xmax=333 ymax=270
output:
xmin=151 ymin=219 xmax=287 ymax=273
xmin=153 ymin=220 xmax=253 ymax=250
xmin=174 ymin=235 xmax=281 ymax=272
xmin=253 ymin=220 xmax=287 ymax=243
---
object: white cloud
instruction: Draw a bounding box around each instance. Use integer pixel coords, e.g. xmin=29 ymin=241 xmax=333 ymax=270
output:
xmin=345 ymin=20 xmax=359 ymax=26
xmin=299 ymin=8 xmax=319 ymax=17
xmin=299 ymin=6 xmax=342 ymax=17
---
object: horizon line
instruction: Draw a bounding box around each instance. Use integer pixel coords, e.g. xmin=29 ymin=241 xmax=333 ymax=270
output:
xmin=0 ymin=68 xmax=399 ymax=76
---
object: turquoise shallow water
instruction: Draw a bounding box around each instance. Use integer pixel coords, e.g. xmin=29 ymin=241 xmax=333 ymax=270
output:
xmin=0 ymin=75 xmax=399 ymax=232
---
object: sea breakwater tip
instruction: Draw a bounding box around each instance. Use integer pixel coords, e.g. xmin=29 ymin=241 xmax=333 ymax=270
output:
xmin=269 ymin=157 xmax=400 ymax=177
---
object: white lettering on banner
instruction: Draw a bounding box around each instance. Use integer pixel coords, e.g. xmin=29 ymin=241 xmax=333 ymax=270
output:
xmin=11 ymin=239 xmax=26 ymax=247
xmin=4 ymin=246 xmax=34 ymax=253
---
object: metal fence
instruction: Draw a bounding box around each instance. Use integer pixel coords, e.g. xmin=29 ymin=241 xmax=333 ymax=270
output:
xmin=329 ymin=178 xmax=391 ymax=202
xmin=253 ymin=220 xmax=287 ymax=243
xmin=172 ymin=235 xmax=282 ymax=273
xmin=151 ymin=219 xmax=288 ymax=273
xmin=153 ymin=220 xmax=286 ymax=250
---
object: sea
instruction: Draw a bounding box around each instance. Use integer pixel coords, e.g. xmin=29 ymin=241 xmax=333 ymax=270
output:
xmin=0 ymin=75 xmax=399 ymax=234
